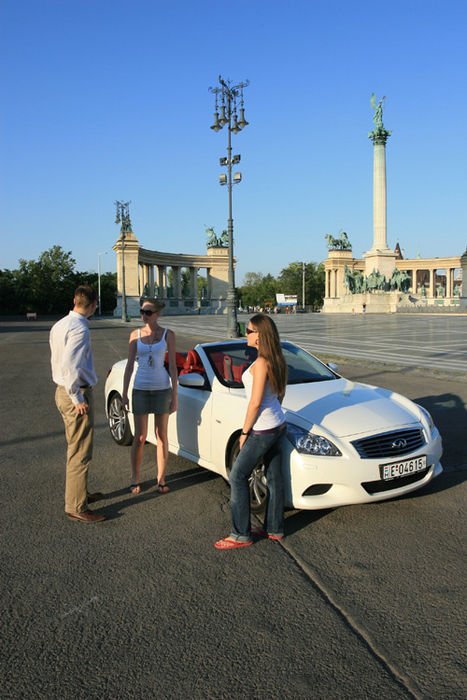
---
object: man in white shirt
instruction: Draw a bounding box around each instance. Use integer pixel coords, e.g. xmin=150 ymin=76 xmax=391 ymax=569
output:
xmin=50 ymin=285 xmax=105 ymax=523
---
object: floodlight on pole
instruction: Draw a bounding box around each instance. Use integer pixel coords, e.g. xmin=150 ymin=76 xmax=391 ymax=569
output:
xmin=209 ymin=75 xmax=250 ymax=338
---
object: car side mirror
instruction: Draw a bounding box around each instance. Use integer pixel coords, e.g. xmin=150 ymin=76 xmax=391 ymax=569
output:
xmin=327 ymin=362 xmax=338 ymax=372
xmin=178 ymin=373 xmax=206 ymax=388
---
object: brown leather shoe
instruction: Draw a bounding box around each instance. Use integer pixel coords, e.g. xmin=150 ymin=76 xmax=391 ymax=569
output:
xmin=66 ymin=509 xmax=106 ymax=523
xmin=87 ymin=491 xmax=104 ymax=503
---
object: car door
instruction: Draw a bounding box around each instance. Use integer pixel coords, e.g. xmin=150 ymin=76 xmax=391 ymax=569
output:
xmin=168 ymin=381 xmax=213 ymax=464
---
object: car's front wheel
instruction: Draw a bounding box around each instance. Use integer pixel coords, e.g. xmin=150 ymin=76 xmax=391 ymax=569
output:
xmin=108 ymin=392 xmax=133 ymax=445
xmin=228 ymin=438 xmax=268 ymax=514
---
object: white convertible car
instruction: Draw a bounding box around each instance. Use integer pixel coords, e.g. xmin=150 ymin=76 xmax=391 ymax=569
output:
xmin=105 ymin=339 xmax=443 ymax=512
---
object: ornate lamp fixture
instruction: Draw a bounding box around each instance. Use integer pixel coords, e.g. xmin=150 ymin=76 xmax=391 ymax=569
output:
xmin=208 ymin=76 xmax=250 ymax=338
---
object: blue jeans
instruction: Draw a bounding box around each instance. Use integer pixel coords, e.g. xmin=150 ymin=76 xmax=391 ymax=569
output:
xmin=229 ymin=429 xmax=285 ymax=541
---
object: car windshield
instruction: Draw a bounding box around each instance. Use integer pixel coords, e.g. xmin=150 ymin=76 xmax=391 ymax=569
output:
xmin=203 ymin=340 xmax=337 ymax=388
xmin=281 ymin=341 xmax=337 ymax=384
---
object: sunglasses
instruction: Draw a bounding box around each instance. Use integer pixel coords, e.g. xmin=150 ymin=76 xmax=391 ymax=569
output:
xmin=140 ymin=308 xmax=156 ymax=316
xmin=246 ymin=328 xmax=258 ymax=335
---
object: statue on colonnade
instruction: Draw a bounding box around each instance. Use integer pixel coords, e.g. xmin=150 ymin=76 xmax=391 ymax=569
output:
xmin=205 ymin=225 xmax=229 ymax=248
xmin=325 ymin=231 xmax=352 ymax=251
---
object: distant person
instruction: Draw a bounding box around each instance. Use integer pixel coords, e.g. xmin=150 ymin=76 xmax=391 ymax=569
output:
xmin=50 ymin=285 xmax=105 ymax=523
xmin=122 ymin=298 xmax=178 ymax=494
xmin=215 ymin=313 xmax=287 ymax=549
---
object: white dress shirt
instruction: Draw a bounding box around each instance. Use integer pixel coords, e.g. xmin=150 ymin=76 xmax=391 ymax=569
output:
xmin=50 ymin=311 xmax=98 ymax=405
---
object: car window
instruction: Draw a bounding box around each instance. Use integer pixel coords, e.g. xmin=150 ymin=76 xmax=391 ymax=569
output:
xmin=281 ymin=342 xmax=337 ymax=384
xmin=204 ymin=340 xmax=337 ymax=388
xmin=204 ymin=343 xmax=257 ymax=388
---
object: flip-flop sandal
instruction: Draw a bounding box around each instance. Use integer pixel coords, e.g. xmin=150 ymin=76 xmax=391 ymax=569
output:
xmin=157 ymin=483 xmax=170 ymax=494
xmin=214 ymin=537 xmax=253 ymax=550
xmin=252 ymin=528 xmax=284 ymax=541
xmin=130 ymin=484 xmax=141 ymax=494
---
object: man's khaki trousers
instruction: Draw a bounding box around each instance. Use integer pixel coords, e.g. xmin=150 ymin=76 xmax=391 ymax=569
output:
xmin=55 ymin=386 xmax=94 ymax=514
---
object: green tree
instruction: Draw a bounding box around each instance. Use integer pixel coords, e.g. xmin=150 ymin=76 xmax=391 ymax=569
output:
xmin=79 ymin=271 xmax=117 ymax=315
xmin=15 ymin=246 xmax=77 ymax=314
xmin=277 ymin=261 xmax=325 ymax=310
xmin=0 ymin=269 xmax=19 ymax=313
xmin=306 ymin=262 xmax=325 ymax=310
xmin=181 ymin=268 xmax=191 ymax=298
xmin=239 ymin=272 xmax=278 ymax=309
xmin=197 ymin=274 xmax=208 ymax=301
xmin=0 ymin=246 xmax=118 ymax=316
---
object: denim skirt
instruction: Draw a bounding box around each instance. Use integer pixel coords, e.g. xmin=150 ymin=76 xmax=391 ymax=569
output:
xmin=132 ymin=388 xmax=172 ymax=415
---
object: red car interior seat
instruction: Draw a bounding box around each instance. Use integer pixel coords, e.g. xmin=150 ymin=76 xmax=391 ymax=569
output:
xmin=223 ymin=355 xmax=249 ymax=383
xmin=179 ymin=349 xmax=205 ymax=375
xmin=164 ymin=351 xmax=188 ymax=375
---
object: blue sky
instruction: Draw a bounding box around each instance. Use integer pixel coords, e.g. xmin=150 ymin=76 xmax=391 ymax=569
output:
xmin=2 ymin=0 xmax=466 ymax=283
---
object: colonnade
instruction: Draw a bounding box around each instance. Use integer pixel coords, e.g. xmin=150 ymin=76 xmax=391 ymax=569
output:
xmin=139 ymin=261 xmax=201 ymax=305
xmin=112 ymin=230 xmax=232 ymax=317
xmin=324 ymin=251 xmax=463 ymax=305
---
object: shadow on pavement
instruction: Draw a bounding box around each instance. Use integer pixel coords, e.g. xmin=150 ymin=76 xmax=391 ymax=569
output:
xmin=94 ymin=466 xmax=218 ymax=520
xmin=282 ymin=507 xmax=334 ymax=535
xmin=416 ymin=392 xmax=467 ymax=472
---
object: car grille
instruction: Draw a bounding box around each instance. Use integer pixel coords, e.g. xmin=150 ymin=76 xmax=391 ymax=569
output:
xmin=361 ymin=468 xmax=430 ymax=495
xmin=352 ymin=428 xmax=425 ymax=459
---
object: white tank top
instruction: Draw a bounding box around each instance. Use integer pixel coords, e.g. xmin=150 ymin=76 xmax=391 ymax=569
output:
xmin=242 ymin=361 xmax=285 ymax=431
xmin=133 ymin=329 xmax=171 ymax=391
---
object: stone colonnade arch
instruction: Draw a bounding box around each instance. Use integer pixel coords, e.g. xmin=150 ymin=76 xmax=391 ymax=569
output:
xmin=323 ymin=249 xmax=466 ymax=312
xmin=112 ymin=229 xmax=232 ymax=316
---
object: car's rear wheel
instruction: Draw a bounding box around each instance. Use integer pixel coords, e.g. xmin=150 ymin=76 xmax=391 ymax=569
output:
xmin=228 ymin=438 xmax=268 ymax=514
xmin=108 ymin=392 xmax=133 ymax=445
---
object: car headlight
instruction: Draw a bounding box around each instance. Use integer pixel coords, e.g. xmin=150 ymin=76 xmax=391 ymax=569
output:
xmin=286 ymin=424 xmax=341 ymax=456
xmin=417 ymin=404 xmax=435 ymax=434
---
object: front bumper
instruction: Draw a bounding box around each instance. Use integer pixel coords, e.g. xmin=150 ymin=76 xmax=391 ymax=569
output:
xmin=283 ymin=432 xmax=443 ymax=510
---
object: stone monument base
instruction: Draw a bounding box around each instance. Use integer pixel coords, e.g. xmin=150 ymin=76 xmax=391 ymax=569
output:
xmin=323 ymin=292 xmax=405 ymax=313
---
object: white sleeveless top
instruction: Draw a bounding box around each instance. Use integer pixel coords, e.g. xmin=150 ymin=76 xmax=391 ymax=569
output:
xmin=133 ymin=329 xmax=171 ymax=391
xmin=242 ymin=361 xmax=285 ymax=431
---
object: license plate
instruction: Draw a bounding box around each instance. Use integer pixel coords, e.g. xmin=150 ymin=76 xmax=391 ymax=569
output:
xmin=380 ymin=455 xmax=427 ymax=481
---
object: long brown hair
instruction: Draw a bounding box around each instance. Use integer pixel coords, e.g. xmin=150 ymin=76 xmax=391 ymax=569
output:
xmin=249 ymin=314 xmax=287 ymax=401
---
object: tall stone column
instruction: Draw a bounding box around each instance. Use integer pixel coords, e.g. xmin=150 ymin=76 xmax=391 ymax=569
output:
xmin=460 ymin=249 xmax=467 ymax=308
xmin=372 ymin=137 xmax=389 ymax=251
xmin=364 ymin=96 xmax=396 ymax=280
xmin=112 ymin=229 xmax=140 ymax=317
xmin=190 ymin=267 xmax=198 ymax=309
xmin=158 ymin=265 xmax=167 ymax=298
xmin=447 ymin=268 xmax=453 ymax=298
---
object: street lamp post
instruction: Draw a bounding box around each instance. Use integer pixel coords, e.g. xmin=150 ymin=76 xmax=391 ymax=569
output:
xmin=302 ymin=261 xmax=306 ymax=311
xmin=209 ymin=76 xmax=249 ymax=338
xmin=114 ymin=200 xmax=131 ymax=322
xmin=97 ymin=251 xmax=108 ymax=316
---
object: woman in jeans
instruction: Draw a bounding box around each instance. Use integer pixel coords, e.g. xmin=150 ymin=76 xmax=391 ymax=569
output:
xmin=215 ymin=314 xmax=288 ymax=550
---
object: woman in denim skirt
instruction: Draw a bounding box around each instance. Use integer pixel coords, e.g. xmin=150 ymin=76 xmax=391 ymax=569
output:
xmin=215 ymin=314 xmax=287 ymax=550
xmin=122 ymin=298 xmax=178 ymax=494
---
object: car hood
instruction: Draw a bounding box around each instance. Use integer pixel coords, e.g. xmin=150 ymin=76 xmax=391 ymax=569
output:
xmin=283 ymin=378 xmax=420 ymax=438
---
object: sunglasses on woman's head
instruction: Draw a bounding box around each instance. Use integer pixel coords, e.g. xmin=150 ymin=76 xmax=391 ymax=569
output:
xmin=140 ymin=308 xmax=155 ymax=316
xmin=246 ymin=328 xmax=258 ymax=335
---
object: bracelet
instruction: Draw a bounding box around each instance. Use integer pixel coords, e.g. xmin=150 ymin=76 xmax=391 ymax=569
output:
xmin=241 ymin=431 xmax=249 ymax=436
